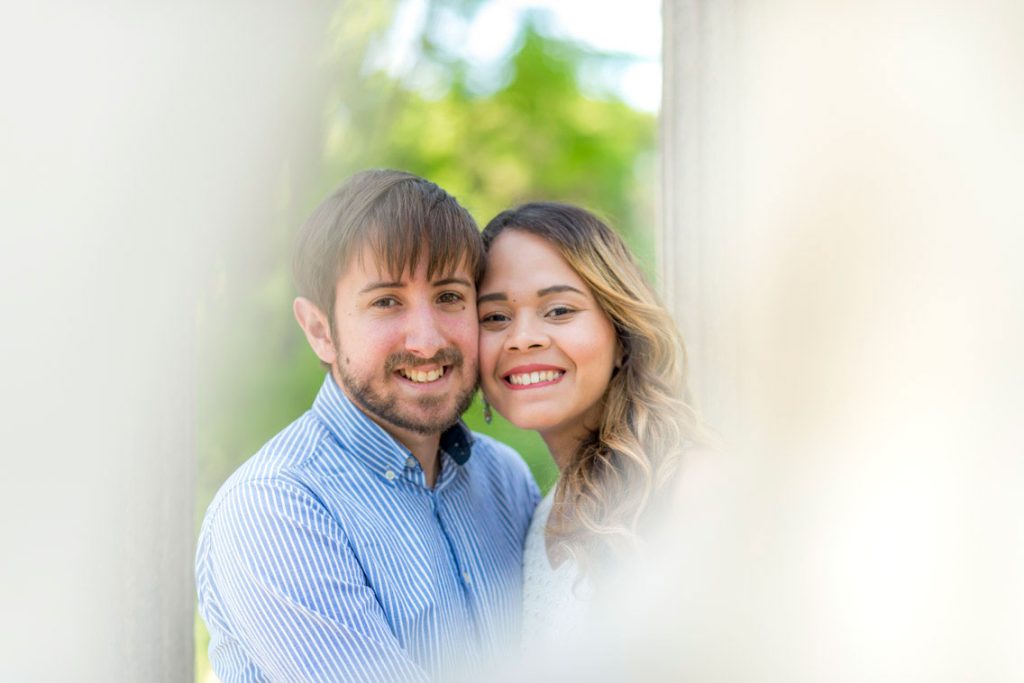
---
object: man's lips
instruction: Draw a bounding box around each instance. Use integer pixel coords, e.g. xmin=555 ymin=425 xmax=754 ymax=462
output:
xmin=386 ymin=348 xmax=463 ymax=386
xmin=502 ymin=364 xmax=566 ymax=389
xmin=396 ymin=364 xmax=450 ymax=384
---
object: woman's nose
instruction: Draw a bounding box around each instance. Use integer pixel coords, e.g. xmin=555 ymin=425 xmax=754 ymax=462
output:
xmin=504 ymin=315 xmax=549 ymax=352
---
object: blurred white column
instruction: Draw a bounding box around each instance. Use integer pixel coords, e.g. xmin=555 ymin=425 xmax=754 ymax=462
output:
xmin=0 ymin=3 xmax=328 ymax=680
xmin=659 ymin=0 xmax=1024 ymax=680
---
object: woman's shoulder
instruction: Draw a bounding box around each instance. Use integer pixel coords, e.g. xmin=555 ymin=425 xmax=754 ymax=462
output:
xmin=643 ymin=444 xmax=741 ymax=554
xmin=522 ymin=489 xmax=593 ymax=642
xmin=522 ymin=489 xmax=555 ymax=574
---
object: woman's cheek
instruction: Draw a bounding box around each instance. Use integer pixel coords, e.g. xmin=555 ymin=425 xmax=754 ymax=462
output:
xmin=477 ymin=334 xmax=503 ymax=393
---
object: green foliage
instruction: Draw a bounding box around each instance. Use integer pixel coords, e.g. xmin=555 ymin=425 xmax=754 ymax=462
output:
xmin=195 ymin=2 xmax=655 ymax=679
xmin=198 ymin=3 xmax=656 ymax=516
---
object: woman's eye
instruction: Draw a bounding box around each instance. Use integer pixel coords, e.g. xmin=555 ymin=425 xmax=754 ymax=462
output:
xmin=547 ymin=305 xmax=576 ymax=318
xmin=479 ymin=311 xmax=511 ymax=325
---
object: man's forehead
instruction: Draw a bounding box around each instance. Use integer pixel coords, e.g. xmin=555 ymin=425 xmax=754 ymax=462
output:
xmin=339 ymin=245 xmax=473 ymax=288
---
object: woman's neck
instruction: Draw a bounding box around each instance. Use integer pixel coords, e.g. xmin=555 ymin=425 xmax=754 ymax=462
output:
xmin=541 ymin=426 xmax=590 ymax=472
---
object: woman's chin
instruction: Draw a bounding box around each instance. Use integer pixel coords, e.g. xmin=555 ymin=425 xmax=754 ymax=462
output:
xmin=502 ymin=409 xmax=573 ymax=439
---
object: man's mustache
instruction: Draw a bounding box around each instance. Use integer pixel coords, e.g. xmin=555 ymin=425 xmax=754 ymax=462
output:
xmin=384 ymin=347 xmax=464 ymax=374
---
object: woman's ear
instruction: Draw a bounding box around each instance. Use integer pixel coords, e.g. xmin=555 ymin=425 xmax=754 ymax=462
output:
xmin=615 ymin=339 xmax=628 ymax=369
xmin=293 ymin=297 xmax=337 ymax=366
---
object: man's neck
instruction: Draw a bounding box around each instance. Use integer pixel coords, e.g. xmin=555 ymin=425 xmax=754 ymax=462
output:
xmin=359 ymin=412 xmax=442 ymax=488
xmin=388 ymin=427 xmax=441 ymax=488
xmin=330 ymin=372 xmax=443 ymax=487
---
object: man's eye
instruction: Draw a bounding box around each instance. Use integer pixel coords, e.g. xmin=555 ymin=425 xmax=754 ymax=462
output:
xmin=372 ymin=296 xmax=400 ymax=309
xmin=437 ymin=291 xmax=464 ymax=305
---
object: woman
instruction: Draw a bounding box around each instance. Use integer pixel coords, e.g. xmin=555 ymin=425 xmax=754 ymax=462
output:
xmin=477 ymin=202 xmax=705 ymax=640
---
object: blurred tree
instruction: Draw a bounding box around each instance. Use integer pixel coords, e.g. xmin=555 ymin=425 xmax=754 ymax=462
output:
xmin=196 ymin=1 xmax=656 ymax=679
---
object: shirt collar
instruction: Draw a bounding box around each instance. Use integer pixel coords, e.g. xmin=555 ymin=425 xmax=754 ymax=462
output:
xmin=311 ymin=374 xmax=474 ymax=482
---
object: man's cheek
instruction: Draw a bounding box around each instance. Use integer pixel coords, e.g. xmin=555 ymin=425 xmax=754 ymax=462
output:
xmin=449 ymin=313 xmax=479 ymax=345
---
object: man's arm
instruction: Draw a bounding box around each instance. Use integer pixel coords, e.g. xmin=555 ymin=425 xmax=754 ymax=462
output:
xmin=203 ymin=477 xmax=429 ymax=683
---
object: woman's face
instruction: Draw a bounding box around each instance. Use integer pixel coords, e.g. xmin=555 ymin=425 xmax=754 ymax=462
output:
xmin=478 ymin=229 xmax=618 ymax=451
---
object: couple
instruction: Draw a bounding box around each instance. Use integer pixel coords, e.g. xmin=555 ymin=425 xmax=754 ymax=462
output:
xmin=196 ymin=169 xmax=702 ymax=682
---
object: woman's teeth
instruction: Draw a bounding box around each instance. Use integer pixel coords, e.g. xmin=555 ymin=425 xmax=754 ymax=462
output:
xmin=507 ymin=370 xmax=563 ymax=386
xmin=400 ymin=367 xmax=445 ymax=383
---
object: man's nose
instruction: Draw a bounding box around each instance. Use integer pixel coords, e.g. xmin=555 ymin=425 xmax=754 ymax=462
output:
xmin=405 ymin=305 xmax=447 ymax=358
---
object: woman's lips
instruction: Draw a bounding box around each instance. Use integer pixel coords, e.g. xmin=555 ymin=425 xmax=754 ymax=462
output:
xmin=502 ymin=364 xmax=566 ymax=389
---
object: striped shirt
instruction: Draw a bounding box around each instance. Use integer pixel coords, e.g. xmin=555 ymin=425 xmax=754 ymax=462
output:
xmin=196 ymin=374 xmax=539 ymax=682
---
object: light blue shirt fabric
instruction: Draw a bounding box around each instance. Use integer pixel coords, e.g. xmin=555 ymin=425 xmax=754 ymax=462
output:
xmin=196 ymin=374 xmax=539 ymax=682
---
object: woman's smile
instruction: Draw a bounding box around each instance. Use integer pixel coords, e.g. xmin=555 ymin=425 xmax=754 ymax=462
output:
xmin=502 ymin=364 xmax=566 ymax=389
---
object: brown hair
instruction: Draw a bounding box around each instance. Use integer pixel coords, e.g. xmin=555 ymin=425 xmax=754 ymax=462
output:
xmin=482 ymin=202 xmax=705 ymax=576
xmin=293 ymin=169 xmax=484 ymax=321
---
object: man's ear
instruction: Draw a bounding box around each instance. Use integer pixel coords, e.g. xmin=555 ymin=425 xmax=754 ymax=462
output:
xmin=293 ymin=297 xmax=337 ymax=366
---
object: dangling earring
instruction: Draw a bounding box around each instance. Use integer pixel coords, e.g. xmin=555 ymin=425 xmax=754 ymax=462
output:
xmin=482 ymin=397 xmax=493 ymax=424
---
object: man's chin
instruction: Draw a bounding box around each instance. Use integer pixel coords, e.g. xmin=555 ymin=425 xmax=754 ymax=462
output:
xmin=388 ymin=401 xmax=466 ymax=435
xmin=405 ymin=392 xmax=481 ymax=434
xmin=337 ymin=368 xmax=475 ymax=436
xmin=358 ymin=395 xmax=466 ymax=437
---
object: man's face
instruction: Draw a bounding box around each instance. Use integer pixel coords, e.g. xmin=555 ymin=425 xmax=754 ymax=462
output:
xmin=330 ymin=246 xmax=479 ymax=438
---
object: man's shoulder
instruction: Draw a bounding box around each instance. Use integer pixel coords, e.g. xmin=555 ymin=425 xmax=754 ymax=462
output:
xmin=458 ymin=432 xmax=540 ymax=528
xmin=469 ymin=431 xmax=526 ymax=467
xmin=202 ymin=411 xmax=331 ymax=524
xmin=465 ymin=431 xmax=538 ymax=492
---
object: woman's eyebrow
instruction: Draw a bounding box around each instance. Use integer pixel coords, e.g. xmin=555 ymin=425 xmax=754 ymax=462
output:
xmin=478 ymin=285 xmax=584 ymax=304
xmin=537 ymin=285 xmax=584 ymax=297
xmin=477 ymin=292 xmax=507 ymax=304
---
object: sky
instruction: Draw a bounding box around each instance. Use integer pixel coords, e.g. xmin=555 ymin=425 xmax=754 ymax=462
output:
xmin=378 ymin=0 xmax=662 ymax=112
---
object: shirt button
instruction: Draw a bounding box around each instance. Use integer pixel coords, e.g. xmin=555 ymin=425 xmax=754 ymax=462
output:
xmin=462 ymin=571 xmax=472 ymax=585
xmin=405 ymin=456 xmax=416 ymax=468
xmin=384 ymin=469 xmax=396 ymax=481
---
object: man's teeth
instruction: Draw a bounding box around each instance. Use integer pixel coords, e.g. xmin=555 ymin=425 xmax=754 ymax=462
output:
xmin=400 ymin=367 xmax=445 ymax=383
xmin=508 ymin=370 xmax=563 ymax=386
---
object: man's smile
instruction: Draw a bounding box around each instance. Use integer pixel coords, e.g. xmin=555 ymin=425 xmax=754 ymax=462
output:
xmin=396 ymin=365 xmax=449 ymax=384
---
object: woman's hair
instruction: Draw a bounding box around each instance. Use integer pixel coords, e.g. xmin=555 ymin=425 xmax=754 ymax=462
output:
xmin=482 ymin=202 xmax=705 ymax=577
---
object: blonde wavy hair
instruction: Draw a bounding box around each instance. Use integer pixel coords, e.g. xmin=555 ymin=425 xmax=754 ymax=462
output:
xmin=481 ymin=203 xmax=704 ymax=577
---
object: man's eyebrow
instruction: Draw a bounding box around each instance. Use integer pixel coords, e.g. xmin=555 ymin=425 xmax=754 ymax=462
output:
xmin=358 ymin=280 xmax=404 ymax=294
xmin=359 ymin=276 xmax=474 ymax=295
xmin=433 ymin=277 xmax=473 ymax=289
xmin=476 ymin=292 xmax=507 ymax=304
xmin=537 ymin=284 xmax=585 ymax=297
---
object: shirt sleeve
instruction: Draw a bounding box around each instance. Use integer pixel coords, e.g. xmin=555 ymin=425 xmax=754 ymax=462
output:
xmin=206 ymin=477 xmax=429 ymax=683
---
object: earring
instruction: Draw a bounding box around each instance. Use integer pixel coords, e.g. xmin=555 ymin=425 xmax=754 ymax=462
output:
xmin=483 ymin=397 xmax=493 ymax=424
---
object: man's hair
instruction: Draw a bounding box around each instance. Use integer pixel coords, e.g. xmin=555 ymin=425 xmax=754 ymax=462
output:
xmin=293 ymin=169 xmax=484 ymax=320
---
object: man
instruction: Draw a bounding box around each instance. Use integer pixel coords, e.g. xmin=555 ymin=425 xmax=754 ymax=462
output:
xmin=196 ymin=169 xmax=539 ymax=682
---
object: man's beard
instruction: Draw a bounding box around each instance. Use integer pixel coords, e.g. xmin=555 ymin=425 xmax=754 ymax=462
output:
xmin=336 ymin=346 xmax=478 ymax=435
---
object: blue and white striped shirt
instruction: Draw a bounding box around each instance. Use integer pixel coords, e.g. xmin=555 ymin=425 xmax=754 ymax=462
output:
xmin=196 ymin=375 xmax=539 ymax=682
